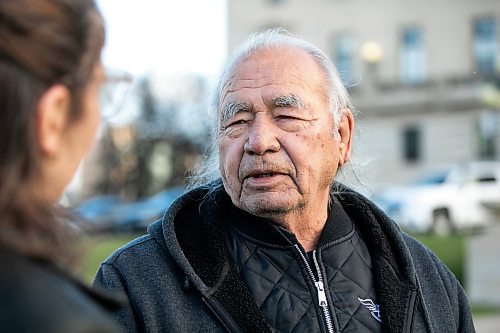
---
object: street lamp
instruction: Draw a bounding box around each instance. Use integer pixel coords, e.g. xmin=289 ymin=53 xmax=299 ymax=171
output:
xmin=360 ymin=41 xmax=384 ymax=93
xmin=361 ymin=41 xmax=384 ymax=64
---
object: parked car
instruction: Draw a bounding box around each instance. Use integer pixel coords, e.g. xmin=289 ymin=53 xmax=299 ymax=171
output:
xmin=73 ymin=195 xmax=125 ymax=233
xmin=74 ymin=186 xmax=185 ymax=233
xmin=107 ymin=186 xmax=186 ymax=232
xmin=373 ymin=162 xmax=500 ymax=235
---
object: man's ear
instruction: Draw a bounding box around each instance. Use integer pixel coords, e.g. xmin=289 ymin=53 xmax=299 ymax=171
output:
xmin=37 ymin=84 xmax=71 ymax=157
xmin=337 ymin=108 xmax=354 ymax=166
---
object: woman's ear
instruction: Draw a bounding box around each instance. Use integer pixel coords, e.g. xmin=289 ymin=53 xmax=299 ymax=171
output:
xmin=37 ymin=84 xmax=70 ymax=157
xmin=337 ymin=108 xmax=354 ymax=166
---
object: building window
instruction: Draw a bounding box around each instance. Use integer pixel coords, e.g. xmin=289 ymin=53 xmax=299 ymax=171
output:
xmin=403 ymin=126 xmax=421 ymax=163
xmin=333 ymin=34 xmax=355 ymax=85
xmin=400 ymin=26 xmax=426 ymax=85
xmin=473 ymin=17 xmax=498 ymax=76
xmin=478 ymin=111 xmax=498 ymax=159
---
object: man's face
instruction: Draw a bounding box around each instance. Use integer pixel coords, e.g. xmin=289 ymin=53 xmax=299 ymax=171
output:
xmin=218 ymin=46 xmax=352 ymax=220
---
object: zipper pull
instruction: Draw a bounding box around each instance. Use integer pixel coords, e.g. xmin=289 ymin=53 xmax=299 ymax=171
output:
xmin=315 ymin=281 xmax=328 ymax=307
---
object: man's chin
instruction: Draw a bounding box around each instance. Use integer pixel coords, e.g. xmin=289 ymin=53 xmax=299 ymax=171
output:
xmin=237 ymin=196 xmax=295 ymax=219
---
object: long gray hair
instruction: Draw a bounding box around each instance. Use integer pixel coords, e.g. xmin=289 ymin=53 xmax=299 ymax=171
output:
xmin=188 ymin=28 xmax=354 ymax=189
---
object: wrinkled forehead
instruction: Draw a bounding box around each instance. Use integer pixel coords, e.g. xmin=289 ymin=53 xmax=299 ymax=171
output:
xmin=218 ymin=46 xmax=328 ymax=113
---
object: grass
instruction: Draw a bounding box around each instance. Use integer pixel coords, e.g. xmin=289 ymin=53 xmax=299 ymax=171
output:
xmin=471 ymin=306 xmax=500 ymax=316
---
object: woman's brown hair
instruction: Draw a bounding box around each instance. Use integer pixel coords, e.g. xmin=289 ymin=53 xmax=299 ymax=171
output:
xmin=0 ymin=0 xmax=104 ymax=263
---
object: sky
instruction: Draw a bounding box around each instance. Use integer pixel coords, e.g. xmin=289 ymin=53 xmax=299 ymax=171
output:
xmin=96 ymin=0 xmax=227 ymax=80
xmin=64 ymin=0 xmax=228 ymax=198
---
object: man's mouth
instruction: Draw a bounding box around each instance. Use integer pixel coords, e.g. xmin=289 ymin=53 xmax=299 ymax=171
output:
xmin=243 ymin=171 xmax=287 ymax=182
xmin=241 ymin=170 xmax=290 ymax=188
xmin=252 ymin=173 xmax=276 ymax=178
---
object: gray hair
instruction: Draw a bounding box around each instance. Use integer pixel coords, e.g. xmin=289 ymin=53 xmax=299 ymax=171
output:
xmin=188 ymin=28 xmax=354 ymax=189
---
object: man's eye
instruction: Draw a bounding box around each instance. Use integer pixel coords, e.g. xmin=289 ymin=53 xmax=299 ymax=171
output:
xmin=228 ymin=119 xmax=248 ymax=127
xmin=277 ymin=115 xmax=300 ymax=121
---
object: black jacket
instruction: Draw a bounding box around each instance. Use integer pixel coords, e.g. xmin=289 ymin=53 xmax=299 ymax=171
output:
xmin=94 ymin=182 xmax=475 ymax=332
xmin=223 ymin=194 xmax=381 ymax=332
xmin=0 ymin=249 xmax=122 ymax=333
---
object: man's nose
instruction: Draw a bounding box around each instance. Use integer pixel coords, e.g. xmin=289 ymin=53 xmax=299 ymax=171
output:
xmin=244 ymin=117 xmax=280 ymax=155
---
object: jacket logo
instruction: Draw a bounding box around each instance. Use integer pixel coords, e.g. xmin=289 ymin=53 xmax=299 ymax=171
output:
xmin=358 ymin=297 xmax=382 ymax=323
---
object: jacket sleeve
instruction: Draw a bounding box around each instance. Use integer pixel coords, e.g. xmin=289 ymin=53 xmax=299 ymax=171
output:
xmin=454 ymin=270 xmax=476 ymax=332
xmin=403 ymin=234 xmax=476 ymax=332
xmin=425 ymin=249 xmax=476 ymax=332
xmin=93 ymin=263 xmax=139 ymax=333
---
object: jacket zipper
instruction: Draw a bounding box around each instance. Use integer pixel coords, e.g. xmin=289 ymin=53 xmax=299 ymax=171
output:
xmin=294 ymin=245 xmax=335 ymax=333
xmin=403 ymin=290 xmax=418 ymax=333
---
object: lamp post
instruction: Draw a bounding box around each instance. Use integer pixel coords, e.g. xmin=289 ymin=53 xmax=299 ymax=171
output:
xmin=360 ymin=41 xmax=384 ymax=94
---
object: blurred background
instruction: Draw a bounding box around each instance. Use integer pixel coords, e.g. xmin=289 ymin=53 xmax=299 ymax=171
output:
xmin=69 ymin=0 xmax=500 ymax=330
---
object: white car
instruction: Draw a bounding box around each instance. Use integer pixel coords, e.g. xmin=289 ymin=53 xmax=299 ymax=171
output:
xmin=374 ymin=162 xmax=500 ymax=235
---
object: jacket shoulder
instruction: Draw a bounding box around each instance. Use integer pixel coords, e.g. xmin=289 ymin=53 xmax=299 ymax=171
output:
xmin=98 ymin=229 xmax=178 ymax=288
xmin=402 ymin=234 xmax=453 ymax=274
xmin=401 ymin=233 xmax=459 ymax=286
xmin=102 ymin=233 xmax=163 ymax=265
xmin=0 ymin=254 xmax=122 ymax=332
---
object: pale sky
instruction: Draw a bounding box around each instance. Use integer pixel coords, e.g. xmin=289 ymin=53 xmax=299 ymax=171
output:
xmin=96 ymin=0 xmax=227 ymax=79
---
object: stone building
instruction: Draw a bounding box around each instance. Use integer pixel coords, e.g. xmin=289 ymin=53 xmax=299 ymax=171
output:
xmin=227 ymin=0 xmax=500 ymax=187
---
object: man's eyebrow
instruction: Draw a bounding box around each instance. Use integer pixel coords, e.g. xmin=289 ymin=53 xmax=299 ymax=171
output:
xmin=221 ymin=100 xmax=248 ymax=121
xmin=272 ymin=94 xmax=305 ymax=109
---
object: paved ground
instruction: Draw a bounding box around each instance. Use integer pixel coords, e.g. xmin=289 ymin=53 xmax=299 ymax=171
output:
xmin=474 ymin=315 xmax=500 ymax=333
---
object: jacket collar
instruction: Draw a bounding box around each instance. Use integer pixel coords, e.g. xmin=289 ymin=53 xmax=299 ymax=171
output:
xmin=223 ymin=194 xmax=354 ymax=249
xmin=333 ymin=184 xmax=418 ymax=332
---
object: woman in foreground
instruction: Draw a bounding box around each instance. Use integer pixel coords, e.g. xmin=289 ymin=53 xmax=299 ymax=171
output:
xmin=0 ymin=0 xmax=122 ymax=331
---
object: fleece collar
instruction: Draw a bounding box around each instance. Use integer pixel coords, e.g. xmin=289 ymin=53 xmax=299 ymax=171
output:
xmin=148 ymin=181 xmax=419 ymax=333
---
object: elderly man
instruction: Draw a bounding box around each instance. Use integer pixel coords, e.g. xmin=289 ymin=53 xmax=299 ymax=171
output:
xmin=94 ymin=29 xmax=475 ymax=333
